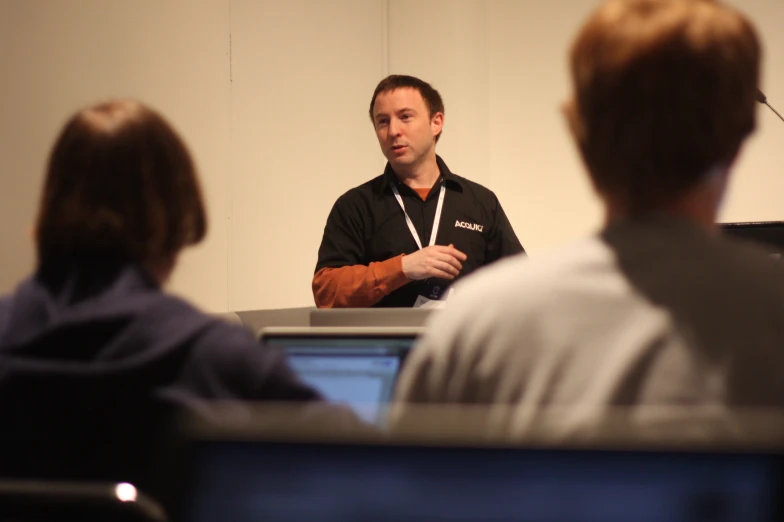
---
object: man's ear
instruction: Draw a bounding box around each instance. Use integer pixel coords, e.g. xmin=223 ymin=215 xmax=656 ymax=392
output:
xmin=431 ymin=112 xmax=444 ymax=139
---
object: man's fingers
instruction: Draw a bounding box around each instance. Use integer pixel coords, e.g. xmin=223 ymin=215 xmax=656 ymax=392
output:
xmin=447 ymin=244 xmax=468 ymax=261
xmin=436 ymin=253 xmax=462 ymax=272
xmin=412 ymin=246 xmax=466 ymax=279
xmin=434 ymin=260 xmax=460 ymax=277
xmin=435 ymin=244 xmax=468 ymax=262
xmin=425 ymin=258 xmax=460 ymax=279
xmin=428 ymin=267 xmax=456 ymax=280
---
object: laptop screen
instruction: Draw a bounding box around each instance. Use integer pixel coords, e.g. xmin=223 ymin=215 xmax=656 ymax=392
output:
xmin=261 ymin=331 xmax=418 ymax=425
xmin=182 ymin=440 xmax=783 ymax=522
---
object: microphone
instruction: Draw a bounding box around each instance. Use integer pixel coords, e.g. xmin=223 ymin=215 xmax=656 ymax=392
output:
xmin=757 ymin=88 xmax=784 ymax=123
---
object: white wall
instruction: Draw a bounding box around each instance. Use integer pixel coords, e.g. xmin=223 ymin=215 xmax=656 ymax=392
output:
xmin=1 ymin=0 xmax=782 ymax=312
xmin=388 ymin=0 xmax=493 ymax=188
xmin=229 ymin=0 xmax=386 ymax=310
xmin=721 ymin=1 xmax=784 ymax=222
xmin=0 ymin=0 xmax=232 ymax=310
xmin=486 ymin=0 xmax=603 ymax=249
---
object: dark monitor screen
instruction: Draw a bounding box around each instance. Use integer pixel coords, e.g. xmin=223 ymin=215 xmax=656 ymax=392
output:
xmin=721 ymin=221 xmax=784 ymax=258
xmin=182 ymin=440 xmax=782 ymax=522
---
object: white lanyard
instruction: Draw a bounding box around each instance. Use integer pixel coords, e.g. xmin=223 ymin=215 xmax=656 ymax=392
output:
xmin=390 ymin=182 xmax=446 ymax=250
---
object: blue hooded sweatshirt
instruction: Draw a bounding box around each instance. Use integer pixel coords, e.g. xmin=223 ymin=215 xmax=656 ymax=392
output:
xmin=0 ymin=258 xmax=321 ymax=493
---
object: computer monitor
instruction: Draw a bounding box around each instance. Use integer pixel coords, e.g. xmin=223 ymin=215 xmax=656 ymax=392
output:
xmin=721 ymin=221 xmax=784 ymax=259
xmin=178 ymin=435 xmax=783 ymax=522
xmin=259 ymin=327 xmax=422 ymax=425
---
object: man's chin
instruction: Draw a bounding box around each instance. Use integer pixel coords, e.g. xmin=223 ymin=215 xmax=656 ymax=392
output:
xmin=388 ymin=156 xmax=414 ymax=168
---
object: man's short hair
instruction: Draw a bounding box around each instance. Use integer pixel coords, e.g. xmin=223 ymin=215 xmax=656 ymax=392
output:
xmin=565 ymin=0 xmax=761 ymax=214
xmin=369 ymin=75 xmax=445 ymax=142
xmin=35 ymin=99 xmax=207 ymax=268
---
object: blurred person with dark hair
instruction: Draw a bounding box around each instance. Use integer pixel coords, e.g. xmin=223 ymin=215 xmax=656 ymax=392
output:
xmin=313 ymin=75 xmax=524 ymax=309
xmin=0 ymin=99 xmax=324 ymax=489
xmin=391 ymin=0 xmax=784 ymax=430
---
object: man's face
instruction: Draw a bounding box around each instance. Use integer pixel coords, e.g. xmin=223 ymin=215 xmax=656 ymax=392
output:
xmin=372 ymin=87 xmax=443 ymax=171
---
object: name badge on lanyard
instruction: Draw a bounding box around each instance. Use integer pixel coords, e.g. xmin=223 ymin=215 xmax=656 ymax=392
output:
xmin=391 ymin=182 xmax=449 ymax=308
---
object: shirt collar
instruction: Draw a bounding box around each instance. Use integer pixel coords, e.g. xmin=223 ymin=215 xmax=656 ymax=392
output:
xmin=378 ymin=155 xmax=463 ymax=195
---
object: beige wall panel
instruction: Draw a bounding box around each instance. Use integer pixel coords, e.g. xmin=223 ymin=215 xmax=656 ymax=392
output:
xmin=229 ymin=0 xmax=386 ymax=310
xmin=388 ymin=0 xmax=491 ymax=187
xmin=0 ymin=0 xmax=231 ymax=311
xmin=485 ymin=0 xmax=601 ymax=252
xmin=719 ymin=0 xmax=784 ymax=223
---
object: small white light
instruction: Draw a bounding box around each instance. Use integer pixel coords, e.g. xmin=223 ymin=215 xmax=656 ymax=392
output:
xmin=115 ymin=483 xmax=138 ymax=502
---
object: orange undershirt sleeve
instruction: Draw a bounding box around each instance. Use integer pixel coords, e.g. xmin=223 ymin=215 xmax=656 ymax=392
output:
xmin=311 ymin=188 xmax=429 ymax=308
xmin=312 ymin=255 xmax=410 ymax=308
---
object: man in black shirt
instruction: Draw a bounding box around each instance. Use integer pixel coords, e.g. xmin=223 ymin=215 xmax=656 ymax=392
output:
xmin=313 ymin=75 xmax=524 ymax=308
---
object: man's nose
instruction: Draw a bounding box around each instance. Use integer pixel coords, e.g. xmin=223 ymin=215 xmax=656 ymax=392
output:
xmin=388 ymin=117 xmax=402 ymax=137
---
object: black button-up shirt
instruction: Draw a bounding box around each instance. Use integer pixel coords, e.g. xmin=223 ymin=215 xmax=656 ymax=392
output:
xmin=315 ymin=156 xmax=525 ymax=307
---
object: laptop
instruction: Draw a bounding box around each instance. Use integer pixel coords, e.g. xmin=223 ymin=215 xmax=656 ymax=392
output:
xmin=721 ymin=221 xmax=784 ymax=259
xmin=309 ymin=307 xmax=436 ymax=327
xmin=259 ymin=327 xmax=423 ymax=426
xmin=174 ymin=416 xmax=784 ymax=522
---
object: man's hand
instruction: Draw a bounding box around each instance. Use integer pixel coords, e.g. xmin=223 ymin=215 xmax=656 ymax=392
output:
xmin=402 ymin=244 xmax=467 ymax=281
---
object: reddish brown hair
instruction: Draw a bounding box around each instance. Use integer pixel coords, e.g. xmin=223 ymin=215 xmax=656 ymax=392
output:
xmin=566 ymin=0 xmax=761 ymax=214
xmin=36 ymin=99 xmax=206 ymax=268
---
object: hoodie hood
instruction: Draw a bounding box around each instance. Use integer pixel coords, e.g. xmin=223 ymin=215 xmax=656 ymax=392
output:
xmin=0 ymin=259 xmax=213 ymax=381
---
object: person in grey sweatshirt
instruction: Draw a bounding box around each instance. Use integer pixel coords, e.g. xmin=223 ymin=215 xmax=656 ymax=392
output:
xmin=390 ymin=0 xmax=784 ymax=437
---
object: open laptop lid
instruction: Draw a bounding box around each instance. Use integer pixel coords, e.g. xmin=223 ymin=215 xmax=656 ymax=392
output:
xmin=721 ymin=221 xmax=784 ymax=258
xmin=259 ymin=327 xmax=423 ymax=425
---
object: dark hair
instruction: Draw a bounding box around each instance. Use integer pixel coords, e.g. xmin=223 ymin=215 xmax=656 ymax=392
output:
xmin=565 ymin=0 xmax=760 ymax=215
xmin=35 ymin=99 xmax=207 ymax=269
xmin=369 ymin=75 xmax=445 ymax=142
